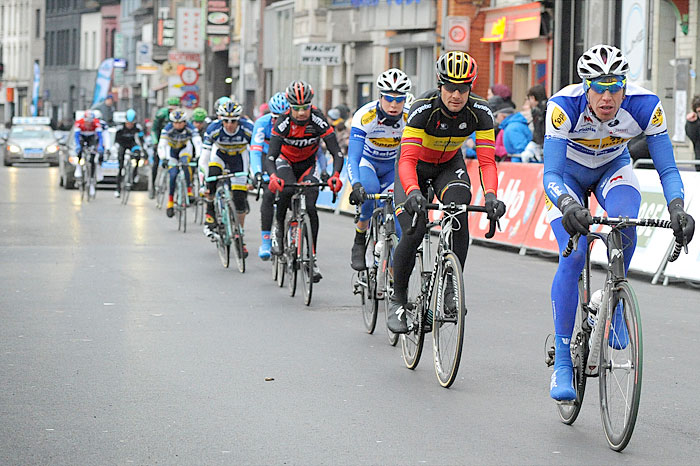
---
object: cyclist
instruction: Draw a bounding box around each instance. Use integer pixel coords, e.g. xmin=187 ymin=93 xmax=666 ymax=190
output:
xmin=347 ymin=68 xmax=412 ymax=271
xmin=212 ymin=96 xmax=232 ymax=120
xmin=114 ymin=108 xmax=144 ymax=198
xmin=150 ymin=96 xmax=181 ymax=197
xmin=387 ymin=51 xmax=506 ymax=334
xmin=250 ymin=92 xmax=290 ymax=260
xmin=265 ymin=80 xmax=345 ymax=282
xmin=191 ymin=107 xmax=211 ymax=139
xmin=545 ymin=44 xmax=695 ymax=401
xmin=200 ymin=101 xmax=254 ymax=256
xmin=74 ymin=109 xmax=105 ymax=196
xmin=158 ymin=108 xmax=202 ymax=218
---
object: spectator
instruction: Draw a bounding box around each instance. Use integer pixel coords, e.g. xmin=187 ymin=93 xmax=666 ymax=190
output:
xmin=499 ymin=109 xmax=533 ymax=162
xmin=92 ymin=94 xmax=116 ymax=125
xmin=491 ymin=103 xmax=515 ymax=161
xmin=685 ymin=94 xmax=700 ymax=172
xmin=527 ymin=84 xmax=547 ymax=145
xmin=328 ymin=108 xmax=349 ymax=154
xmin=488 ymin=83 xmax=515 ymax=109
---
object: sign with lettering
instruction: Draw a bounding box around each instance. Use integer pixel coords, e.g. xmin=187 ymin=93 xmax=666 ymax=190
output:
xmin=300 ymin=43 xmax=342 ymax=66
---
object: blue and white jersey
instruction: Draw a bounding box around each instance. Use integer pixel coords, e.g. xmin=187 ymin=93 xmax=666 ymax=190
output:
xmin=348 ymin=100 xmax=408 ymax=184
xmin=249 ymin=113 xmax=275 ymax=174
xmin=160 ymin=122 xmax=200 ymax=150
xmin=544 ymin=82 xmax=683 ymax=204
xmin=202 ymin=118 xmax=254 ymax=156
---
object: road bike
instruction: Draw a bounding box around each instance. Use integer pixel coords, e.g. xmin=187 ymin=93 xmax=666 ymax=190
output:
xmin=78 ymin=144 xmax=98 ymax=202
xmin=172 ymin=157 xmax=198 ymax=233
xmin=544 ymin=194 xmax=685 ymax=451
xmin=205 ymin=170 xmax=248 ymax=273
xmin=401 ymin=197 xmax=497 ymax=388
xmin=274 ymin=182 xmax=336 ymax=306
xmin=154 ymin=162 xmax=169 ymax=209
xmin=351 ymin=192 xmax=400 ymax=346
xmin=192 ymin=169 xmax=206 ymax=225
xmin=119 ymin=147 xmax=141 ymax=206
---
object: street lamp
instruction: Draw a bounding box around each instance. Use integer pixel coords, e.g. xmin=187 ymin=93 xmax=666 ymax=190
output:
xmin=225 ymin=77 xmax=233 ymax=84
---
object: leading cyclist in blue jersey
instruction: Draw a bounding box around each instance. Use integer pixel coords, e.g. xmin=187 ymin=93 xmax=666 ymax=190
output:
xmin=347 ymin=68 xmax=412 ymax=270
xmin=544 ymin=45 xmax=695 ymax=401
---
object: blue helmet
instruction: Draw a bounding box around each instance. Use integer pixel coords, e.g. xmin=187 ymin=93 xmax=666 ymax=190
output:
xmin=126 ymin=108 xmax=136 ymax=122
xmin=268 ymin=92 xmax=289 ymax=115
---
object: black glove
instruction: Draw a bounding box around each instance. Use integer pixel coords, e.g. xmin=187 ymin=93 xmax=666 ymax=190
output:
xmin=349 ymin=183 xmax=366 ymax=206
xmin=254 ymin=172 xmax=264 ymax=188
xmin=404 ymin=190 xmax=427 ymax=216
xmin=484 ymin=192 xmax=506 ymax=221
xmin=668 ymin=198 xmax=695 ymax=244
xmin=320 ymin=171 xmax=330 ymax=183
xmin=160 ymin=160 xmax=169 ymax=169
xmin=557 ymin=194 xmax=592 ymax=236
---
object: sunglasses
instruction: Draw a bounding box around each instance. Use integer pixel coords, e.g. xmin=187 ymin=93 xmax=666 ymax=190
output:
xmin=381 ymin=94 xmax=406 ymax=103
xmin=221 ymin=118 xmax=240 ymax=123
xmin=291 ymin=104 xmax=311 ymax=111
xmin=587 ymin=76 xmax=626 ymax=94
xmin=442 ymin=82 xmax=471 ymax=94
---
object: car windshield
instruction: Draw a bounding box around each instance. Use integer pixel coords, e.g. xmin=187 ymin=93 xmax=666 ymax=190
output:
xmin=11 ymin=127 xmax=55 ymax=140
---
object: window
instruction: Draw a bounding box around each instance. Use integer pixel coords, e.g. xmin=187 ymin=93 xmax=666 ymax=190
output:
xmin=389 ymin=51 xmax=402 ymax=70
xmin=404 ymin=48 xmax=417 ymax=76
xmin=35 ymin=9 xmax=40 ymax=38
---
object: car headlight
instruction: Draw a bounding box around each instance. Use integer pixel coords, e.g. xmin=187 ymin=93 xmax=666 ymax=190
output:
xmin=45 ymin=144 xmax=60 ymax=154
xmin=7 ymin=144 xmax=22 ymax=154
xmin=68 ymin=155 xmax=78 ymax=164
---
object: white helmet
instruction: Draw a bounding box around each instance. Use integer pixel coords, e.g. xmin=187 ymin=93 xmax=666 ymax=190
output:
xmin=376 ymin=68 xmax=412 ymax=94
xmin=405 ymin=92 xmax=416 ymax=108
xmin=93 ymin=109 xmax=103 ymax=120
xmin=577 ymin=44 xmax=629 ymax=80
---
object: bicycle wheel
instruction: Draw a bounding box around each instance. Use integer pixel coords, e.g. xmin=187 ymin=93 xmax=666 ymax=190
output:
xmin=79 ymin=165 xmax=86 ymax=201
xmin=599 ymin=281 xmax=642 ymax=451
xmin=557 ymin=276 xmax=589 ymax=425
xmin=228 ymin=201 xmax=245 ymax=274
xmin=276 ymin=253 xmax=286 ymax=287
xmin=176 ymin=175 xmax=186 ymax=231
xmin=286 ymin=219 xmax=298 ymax=297
xmin=215 ymin=196 xmax=230 ymax=268
xmin=382 ymin=236 xmax=399 ymax=346
xmin=300 ymin=216 xmax=314 ymax=306
xmin=401 ymin=252 xmax=425 ymax=370
xmin=432 ymin=252 xmax=466 ymax=388
xmin=122 ymin=162 xmax=132 ymax=206
xmin=192 ymin=174 xmax=201 ymax=224
xmin=86 ymin=162 xmax=94 ymax=202
xmin=361 ymin=222 xmax=379 ymax=332
xmin=156 ymin=168 xmax=167 ymax=209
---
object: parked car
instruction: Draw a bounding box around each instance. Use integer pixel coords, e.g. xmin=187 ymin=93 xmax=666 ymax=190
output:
xmin=2 ymin=117 xmax=60 ymax=166
xmin=58 ymin=125 xmax=150 ymax=190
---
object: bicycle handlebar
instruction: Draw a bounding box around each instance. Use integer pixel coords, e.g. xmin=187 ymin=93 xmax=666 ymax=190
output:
xmin=204 ymin=171 xmax=249 ymax=183
xmin=406 ymin=202 xmax=499 ymax=238
xmin=562 ymin=216 xmax=685 ymax=262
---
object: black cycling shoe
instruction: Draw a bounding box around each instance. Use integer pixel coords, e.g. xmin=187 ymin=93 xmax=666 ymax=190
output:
xmin=166 ymin=207 xmax=174 ymax=218
xmin=387 ymin=298 xmax=410 ymax=334
xmin=351 ymin=242 xmax=367 ymax=271
xmin=313 ymin=263 xmax=323 ymax=282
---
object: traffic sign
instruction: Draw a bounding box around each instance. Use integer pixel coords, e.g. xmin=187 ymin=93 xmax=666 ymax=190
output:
xmin=445 ymin=16 xmax=470 ymax=51
xmin=181 ymin=91 xmax=199 ymax=108
xmin=180 ymin=67 xmax=199 ymax=85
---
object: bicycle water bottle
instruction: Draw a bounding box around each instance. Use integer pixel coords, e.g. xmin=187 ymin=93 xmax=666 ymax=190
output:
xmin=587 ymin=289 xmax=603 ymax=330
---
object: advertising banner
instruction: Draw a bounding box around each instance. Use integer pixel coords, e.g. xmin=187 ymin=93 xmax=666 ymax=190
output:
xmin=91 ymin=58 xmax=115 ymax=107
xmin=31 ymin=61 xmax=40 ymax=116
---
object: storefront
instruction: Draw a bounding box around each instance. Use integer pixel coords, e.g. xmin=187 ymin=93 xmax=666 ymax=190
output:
xmin=480 ymin=1 xmax=552 ymax=106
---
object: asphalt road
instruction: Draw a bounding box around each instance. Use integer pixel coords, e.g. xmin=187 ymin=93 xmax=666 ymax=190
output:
xmin=1 ymin=164 xmax=699 ymax=465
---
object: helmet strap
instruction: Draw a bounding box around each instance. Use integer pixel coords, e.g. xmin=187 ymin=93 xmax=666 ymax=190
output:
xmin=376 ymin=101 xmax=401 ymax=126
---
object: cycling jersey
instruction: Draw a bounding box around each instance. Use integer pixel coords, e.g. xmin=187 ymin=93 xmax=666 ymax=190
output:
xmin=115 ymin=123 xmax=144 ymax=150
xmin=151 ymin=107 xmax=170 ymax=144
xmin=157 ymin=122 xmax=201 ymax=163
xmin=74 ymin=118 xmax=104 ymax=151
xmin=249 ymin=113 xmax=275 ymax=175
xmin=266 ymin=107 xmax=343 ymax=175
xmin=348 ymin=99 xmax=408 ymax=185
xmin=544 ymin=83 xmax=684 ymax=204
xmin=202 ymin=118 xmax=253 ymax=157
xmin=399 ymin=89 xmax=497 ymax=195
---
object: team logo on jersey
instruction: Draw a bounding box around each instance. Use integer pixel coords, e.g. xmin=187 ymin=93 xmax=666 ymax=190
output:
xmin=608 ymin=119 xmax=620 ymax=127
xmin=369 ymin=137 xmax=401 ymax=148
xmin=439 ymin=123 xmax=448 ymax=130
xmin=459 ymin=122 xmax=467 ymax=129
xmin=551 ymin=107 xmax=567 ymax=129
xmin=651 ymin=107 xmax=664 ymax=127
xmin=362 ymin=108 xmax=377 ymax=125
xmin=583 ymin=115 xmax=593 ymax=123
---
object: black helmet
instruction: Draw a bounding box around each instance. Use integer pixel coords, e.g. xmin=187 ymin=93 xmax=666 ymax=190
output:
xmin=285 ymin=80 xmax=314 ymax=105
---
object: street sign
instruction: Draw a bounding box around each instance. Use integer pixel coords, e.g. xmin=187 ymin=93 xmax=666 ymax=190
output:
xmin=300 ymin=43 xmax=342 ymax=66
xmin=162 ymin=61 xmax=177 ymax=76
xmin=181 ymin=91 xmax=199 ymax=108
xmin=136 ymin=41 xmax=153 ymax=65
xmin=177 ymin=7 xmax=204 ymax=53
xmin=113 ymin=58 xmax=127 ymax=69
xmin=180 ymin=68 xmax=199 ymax=85
xmin=445 ymin=16 xmax=470 ymax=51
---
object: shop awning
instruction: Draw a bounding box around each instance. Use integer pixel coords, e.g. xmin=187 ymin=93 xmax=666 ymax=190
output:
xmin=480 ymin=1 xmax=541 ymax=43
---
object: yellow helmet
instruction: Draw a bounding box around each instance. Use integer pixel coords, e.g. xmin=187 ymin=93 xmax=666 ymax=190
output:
xmin=435 ymin=51 xmax=478 ymax=85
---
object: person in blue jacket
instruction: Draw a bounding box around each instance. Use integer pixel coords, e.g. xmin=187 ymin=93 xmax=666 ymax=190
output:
xmin=499 ymin=111 xmax=532 ymax=161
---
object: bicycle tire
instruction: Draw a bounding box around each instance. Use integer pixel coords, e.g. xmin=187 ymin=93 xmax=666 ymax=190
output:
xmin=176 ymin=174 xmax=185 ymax=231
xmin=286 ymin=218 xmax=298 ymax=297
xmin=401 ymin=252 xmax=425 ymax=370
xmin=361 ymin=221 xmax=379 ymax=332
xmin=228 ymin=200 xmax=245 ymax=274
xmin=155 ymin=168 xmax=167 ymax=209
xmin=122 ymin=162 xmax=132 ymax=206
xmin=599 ymin=281 xmax=642 ymax=452
xmin=86 ymin=162 xmax=95 ymax=202
xmin=557 ymin=276 xmax=589 ymax=425
xmin=382 ymin=236 xmax=399 ymax=346
xmin=276 ymin=253 xmax=286 ymax=287
xmin=79 ymin=166 xmax=86 ymax=201
xmin=432 ymin=251 xmax=466 ymax=388
xmin=215 ymin=195 xmax=230 ymax=268
xmin=300 ymin=216 xmax=314 ymax=306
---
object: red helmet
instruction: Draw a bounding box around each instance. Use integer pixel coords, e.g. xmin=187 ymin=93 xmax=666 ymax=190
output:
xmin=285 ymin=80 xmax=314 ymax=105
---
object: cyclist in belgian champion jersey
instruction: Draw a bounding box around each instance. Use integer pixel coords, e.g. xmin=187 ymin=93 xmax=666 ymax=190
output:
xmin=265 ymin=80 xmax=345 ymax=282
xmin=387 ymin=51 xmax=506 ymax=334
xmin=544 ymin=45 xmax=695 ymax=401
